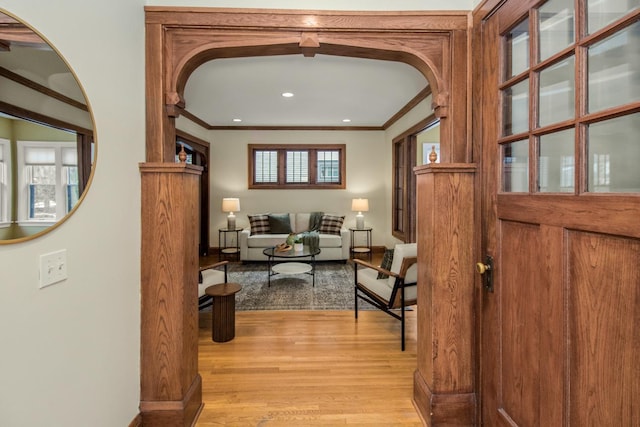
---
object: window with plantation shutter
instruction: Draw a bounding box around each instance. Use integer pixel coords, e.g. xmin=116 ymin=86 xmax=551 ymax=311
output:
xmin=255 ymin=150 xmax=278 ymax=183
xmin=286 ymin=151 xmax=309 ymax=183
xmin=249 ymin=144 xmax=345 ymax=189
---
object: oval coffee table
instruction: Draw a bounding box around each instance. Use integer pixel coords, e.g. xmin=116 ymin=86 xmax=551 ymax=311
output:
xmin=263 ymin=245 xmax=321 ymax=287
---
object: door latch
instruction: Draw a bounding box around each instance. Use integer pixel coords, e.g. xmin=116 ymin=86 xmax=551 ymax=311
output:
xmin=476 ymin=255 xmax=494 ymax=292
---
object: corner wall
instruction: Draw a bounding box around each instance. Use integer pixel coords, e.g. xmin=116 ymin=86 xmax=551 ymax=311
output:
xmin=207 ymin=129 xmax=391 ymax=246
xmin=0 ymin=0 xmax=145 ymax=425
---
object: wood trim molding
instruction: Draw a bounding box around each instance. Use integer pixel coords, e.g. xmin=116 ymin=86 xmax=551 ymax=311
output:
xmin=0 ymin=100 xmax=93 ymax=136
xmin=145 ymin=8 xmax=470 ymax=164
xmin=144 ymin=8 xmax=472 ymax=425
xmin=0 ymin=65 xmax=88 ymax=111
xmin=128 ymin=414 xmax=142 ymax=427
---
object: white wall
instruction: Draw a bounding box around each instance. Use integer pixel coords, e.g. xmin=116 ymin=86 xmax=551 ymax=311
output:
xmin=203 ymin=96 xmax=434 ymax=250
xmin=0 ymin=0 xmax=145 ymax=426
xmin=0 ymin=1 xmax=468 ymax=426
xmin=207 ymin=129 xmax=391 ymax=245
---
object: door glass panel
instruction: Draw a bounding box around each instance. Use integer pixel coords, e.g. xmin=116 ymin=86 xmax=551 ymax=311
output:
xmin=538 ymin=128 xmax=575 ymax=192
xmin=539 ymin=0 xmax=575 ymax=61
xmin=588 ymin=113 xmax=640 ymax=193
xmin=587 ymin=0 xmax=640 ymax=34
xmin=539 ymin=56 xmax=575 ymax=127
xmin=502 ymin=79 xmax=529 ymax=136
xmin=588 ymin=21 xmax=640 ymax=113
xmin=502 ymin=140 xmax=529 ymax=192
xmin=505 ymin=18 xmax=530 ymax=79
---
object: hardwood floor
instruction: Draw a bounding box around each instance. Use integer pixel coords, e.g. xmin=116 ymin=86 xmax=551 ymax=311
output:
xmin=196 ymin=251 xmax=421 ymax=425
xmin=196 ymin=280 xmax=421 ymax=425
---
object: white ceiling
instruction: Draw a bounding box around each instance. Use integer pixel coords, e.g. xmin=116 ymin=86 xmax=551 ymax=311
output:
xmin=183 ymin=54 xmax=429 ymax=128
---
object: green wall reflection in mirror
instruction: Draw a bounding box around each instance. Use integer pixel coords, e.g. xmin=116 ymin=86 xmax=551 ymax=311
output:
xmin=0 ymin=10 xmax=95 ymax=243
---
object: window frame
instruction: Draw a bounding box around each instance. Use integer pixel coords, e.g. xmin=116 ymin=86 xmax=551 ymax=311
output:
xmin=17 ymin=140 xmax=78 ymax=225
xmin=0 ymin=138 xmax=10 ymax=227
xmin=248 ymin=144 xmax=346 ymax=189
xmin=498 ymin=2 xmax=640 ymax=195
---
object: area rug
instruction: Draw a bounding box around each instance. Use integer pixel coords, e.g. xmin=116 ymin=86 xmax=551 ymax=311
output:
xmin=227 ymin=261 xmax=372 ymax=311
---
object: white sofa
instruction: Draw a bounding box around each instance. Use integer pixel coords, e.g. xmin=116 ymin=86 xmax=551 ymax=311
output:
xmin=239 ymin=212 xmax=350 ymax=262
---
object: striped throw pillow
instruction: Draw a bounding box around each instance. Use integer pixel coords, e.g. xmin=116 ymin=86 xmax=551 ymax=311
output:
xmin=248 ymin=214 xmax=270 ymax=235
xmin=318 ymin=214 xmax=345 ymax=235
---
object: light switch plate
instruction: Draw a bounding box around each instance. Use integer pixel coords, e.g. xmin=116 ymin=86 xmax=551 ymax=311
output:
xmin=39 ymin=249 xmax=67 ymax=288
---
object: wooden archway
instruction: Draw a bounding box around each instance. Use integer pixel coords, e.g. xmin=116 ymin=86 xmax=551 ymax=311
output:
xmin=141 ymin=7 xmax=472 ymax=426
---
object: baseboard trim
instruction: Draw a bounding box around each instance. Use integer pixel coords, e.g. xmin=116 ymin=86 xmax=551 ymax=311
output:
xmin=413 ymin=370 xmax=476 ymax=426
xmin=128 ymin=413 xmax=142 ymax=427
xmin=140 ymin=374 xmax=203 ymax=426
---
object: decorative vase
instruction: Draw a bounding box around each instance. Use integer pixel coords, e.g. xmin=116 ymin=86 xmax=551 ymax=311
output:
xmin=294 ymin=243 xmax=304 ymax=252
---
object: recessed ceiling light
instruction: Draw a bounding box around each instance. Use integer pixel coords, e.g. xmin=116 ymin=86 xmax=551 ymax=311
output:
xmin=232 ymin=118 xmax=242 ymax=122
xmin=281 ymin=92 xmax=294 ymax=98
xmin=342 ymin=119 xmax=351 ymax=123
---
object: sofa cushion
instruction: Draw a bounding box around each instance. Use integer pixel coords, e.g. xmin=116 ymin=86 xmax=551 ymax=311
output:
xmin=319 ymin=233 xmax=343 ymax=248
xmin=248 ymin=213 xmax=270 ymax=235
xmin=319 ymin=214 xmax=345 ymax=235
xmin=293 ymin=213 xmax=311 ymax=233
xmin=247 ymin=234 xmax=290 ymax=248
xmin=268 ymin=213 xmax=292 ymax=234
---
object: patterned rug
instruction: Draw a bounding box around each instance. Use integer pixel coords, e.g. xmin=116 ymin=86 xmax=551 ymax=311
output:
xmin=227 ymin=261 xmax=372 ymax=310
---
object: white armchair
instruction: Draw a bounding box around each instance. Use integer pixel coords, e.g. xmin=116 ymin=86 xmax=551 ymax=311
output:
xmin=353 ymin=243 xmax=418 ymax=350
xmin=198 ymin=260 xmax=229 ymax=310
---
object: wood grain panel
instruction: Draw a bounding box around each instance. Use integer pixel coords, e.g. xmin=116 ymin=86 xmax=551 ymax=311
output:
xmin=415 ymin=164 xmax=477 ymax=425
xmin=498 ymin=195 xmax=640 ymax=239
xmin=145 ymin=7 xmax=469 ymax=31
xmin=140 ymin=163 xmax=203 ymax=426
xmin=497 ymin=221 xmax=566 ymax=427
xmin=568 ymin=231 xmax=640 ymax=426
xmin=500 ymin=221 xmax=542 ymax=426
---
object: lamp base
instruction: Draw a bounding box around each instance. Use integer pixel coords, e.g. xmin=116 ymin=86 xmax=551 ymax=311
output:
xmin=227 ymin=214 xmax=236 ymax=230
xmin=356 ymin=214 xmax=364 ymax=230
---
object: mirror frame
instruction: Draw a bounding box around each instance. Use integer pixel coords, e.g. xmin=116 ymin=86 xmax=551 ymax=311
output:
xmin=0 ymin=9 xmax=96 ymax=244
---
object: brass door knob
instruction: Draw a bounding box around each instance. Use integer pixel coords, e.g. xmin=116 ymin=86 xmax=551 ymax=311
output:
xmin=476 ymin=255 xmax=494 ymax=292
xmin=476 ymin=262 xmax=490 ymax=275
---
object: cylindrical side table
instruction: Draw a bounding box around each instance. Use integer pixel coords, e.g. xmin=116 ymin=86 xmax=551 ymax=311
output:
xmin=205 ymin=282 xmax=242 ymax=342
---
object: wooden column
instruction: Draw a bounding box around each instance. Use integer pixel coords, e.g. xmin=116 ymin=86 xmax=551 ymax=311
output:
xmin=413 ymin=163 xmax=477 ymax=426
xmin=139 ymin=163 xmax=203 ymax=426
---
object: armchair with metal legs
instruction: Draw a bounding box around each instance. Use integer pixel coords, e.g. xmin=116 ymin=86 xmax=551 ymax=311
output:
xmin=353 ymin=243 xmax=417 ymax=351
xmin=198 ymin=260 xmax=229 ymax=310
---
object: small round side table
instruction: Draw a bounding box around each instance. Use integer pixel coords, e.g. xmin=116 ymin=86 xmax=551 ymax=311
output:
xmin=204 ymin=282 xmax=242 ymax=342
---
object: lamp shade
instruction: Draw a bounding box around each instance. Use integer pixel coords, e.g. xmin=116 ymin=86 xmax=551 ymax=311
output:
xmin=221 ymin=198 xmax=240 ymax=213
xmin=351 ymin=198 xmax=369 ymax=212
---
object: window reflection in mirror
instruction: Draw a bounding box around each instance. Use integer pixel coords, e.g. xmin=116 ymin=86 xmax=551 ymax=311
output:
xmin=0 ymin=10 xmax=94 ymax=243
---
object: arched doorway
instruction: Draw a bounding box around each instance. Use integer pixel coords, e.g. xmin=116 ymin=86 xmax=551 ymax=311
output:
xmin=141 ymin=7 xmax=473 ymax=426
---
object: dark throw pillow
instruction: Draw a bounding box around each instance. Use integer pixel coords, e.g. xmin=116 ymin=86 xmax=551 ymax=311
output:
xmin=318 ymin=214 xmax=345 ymax=235
xmin=248 ymin=213 xmax=270 ymax=235
xmin=377 ymin=248 xmax=394 ymax=279
xmin=268 ymin=213 xmax=292 ymax=234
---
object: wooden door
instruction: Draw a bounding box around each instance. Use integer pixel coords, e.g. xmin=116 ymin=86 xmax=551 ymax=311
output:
xmin=477 ymin=1 xmax=640 ymax=425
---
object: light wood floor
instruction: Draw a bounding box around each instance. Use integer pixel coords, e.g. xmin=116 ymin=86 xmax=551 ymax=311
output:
xmin=196 ymin=309 xmax=422 ymax=426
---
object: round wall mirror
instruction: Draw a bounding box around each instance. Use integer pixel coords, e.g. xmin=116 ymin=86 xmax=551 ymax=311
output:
xmin=0 ymin=10 xmax=95 ymax=243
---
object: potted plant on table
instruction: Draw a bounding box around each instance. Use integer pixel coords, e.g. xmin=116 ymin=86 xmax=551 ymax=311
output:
xmin=286 ymin=233 xmax=304 ymax=252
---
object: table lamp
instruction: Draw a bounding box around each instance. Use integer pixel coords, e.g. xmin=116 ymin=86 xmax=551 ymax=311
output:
xmin=222 ymin=198 xmax=240 ymax=230
xmin=351 ymin=198 xmax=369 ymax=229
